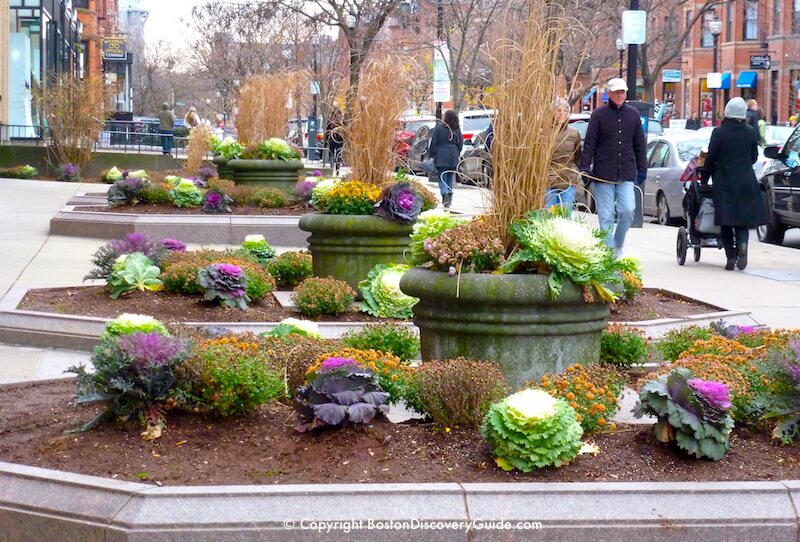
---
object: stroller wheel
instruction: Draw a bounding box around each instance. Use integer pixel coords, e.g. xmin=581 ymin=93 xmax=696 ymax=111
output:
xmin=693 ymin=246 xmax=701 ymax=262
xmin=677 ymin=226 xmax=688 ymax=265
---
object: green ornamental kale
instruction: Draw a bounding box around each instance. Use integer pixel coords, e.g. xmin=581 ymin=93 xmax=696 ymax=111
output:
xmin=481 ymin=388 xmax=583 ymax=472
xmin=103 ymin=313 xmax=169 ymax=338
xmin=359 ymin=263 xmax=418 ymax=319
xmin=108 ymin=253 xmax=164 ymax=299
xmin=294 ymin=361 xmax=390 ymax=432
xmin=502 ymin=210 xmax=621 ymax=301
xmin=633 ymin=368 xmax=734 ymax=460
xmin=241 ymin=234 xmax=276 ymax=265
xmin=169 ymin=178 xmax=204 ymax=208
xmin=257 ymin=138 xmax=301 ymax=161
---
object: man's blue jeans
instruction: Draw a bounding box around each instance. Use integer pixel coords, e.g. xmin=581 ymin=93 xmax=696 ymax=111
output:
xmin=544 ymin=185 xmax=576 ymax=216
xmin=160 ymin=129 xmax=174 ymax=154
xmin=591 ymin=180 xmax=635 ymax=250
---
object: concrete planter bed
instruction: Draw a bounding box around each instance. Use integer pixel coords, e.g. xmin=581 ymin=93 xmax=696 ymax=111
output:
xmin=228 ymin=159 xmax=304 ymax=192
xmin=0 ymin=286 xmax=761 ymax=353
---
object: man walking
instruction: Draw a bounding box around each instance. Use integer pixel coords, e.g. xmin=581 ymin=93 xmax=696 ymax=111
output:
xmin=745 ymin=99 xmax=760 ymax=142
xmin=158 ymin=102 xmax=175 ymax=155
xmin=580 ymin=78 xmax=647 ymax=255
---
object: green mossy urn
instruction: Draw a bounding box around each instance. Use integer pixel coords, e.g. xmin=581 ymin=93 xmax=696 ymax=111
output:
xmin=299 ymin=213 xmax=414 ymax=294
xmin=227 ymin=159 xmax=304 ymax=191
xmin=399 ymin=268 xmax=610 ymax=388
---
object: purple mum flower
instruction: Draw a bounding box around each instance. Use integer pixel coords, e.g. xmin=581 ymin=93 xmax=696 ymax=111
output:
xmin=320 ymin=357 xmax=360 ymax=372
xmin=688 ymin=379 xmax=732 ymax=410
xmin=215 ymin=263 xmax=243 ymax=277
xmin=161 ymin=238 xmax=186 ymax=252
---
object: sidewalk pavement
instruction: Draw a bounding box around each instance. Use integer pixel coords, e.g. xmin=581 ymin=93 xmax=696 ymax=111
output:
xmin=1 ymin=177 xmax=799 ymax=383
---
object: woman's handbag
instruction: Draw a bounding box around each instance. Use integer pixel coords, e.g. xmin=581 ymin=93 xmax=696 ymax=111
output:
xmin=420 ymin=158 xmax=437 ymax=176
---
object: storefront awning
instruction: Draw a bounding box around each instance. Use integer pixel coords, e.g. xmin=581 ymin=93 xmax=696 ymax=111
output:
xmin=582 ymin=87 xmax=597 ymax=102
xmin=736 ymin=71 xmax=757 ymax=89
xmin=720 ymin=72 xmax=732 ymax=90
xmin=601 ymin=91 xmax=608 ymax=102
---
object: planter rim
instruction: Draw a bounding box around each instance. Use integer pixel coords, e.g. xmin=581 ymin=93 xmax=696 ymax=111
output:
xmin=299 ymin=212 xmax=414 ymax=235
xmin=227 ymin=159 xmax=304 ymax=171
xmin=400 ymin=267 xmax=604 ymax=306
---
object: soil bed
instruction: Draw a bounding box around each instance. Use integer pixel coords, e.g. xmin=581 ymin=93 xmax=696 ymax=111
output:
xmin=18 ymin=287 xmax=718 ymax=324
xmin=79 ymin=203 xmax=308 ymax=216
xmin=0 ymin=379 xmax=796 ymax=486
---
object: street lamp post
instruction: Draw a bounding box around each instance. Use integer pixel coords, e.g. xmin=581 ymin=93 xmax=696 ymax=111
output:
xmin=309 ymin=35 xmax=320 ymax=160
xmin=709 ymin=18 xmax=722 ymax=127
xmin=435 ymin=0 xmax=444 ymax=120
xmin=616 ymin=37 xmax=626 ymax=79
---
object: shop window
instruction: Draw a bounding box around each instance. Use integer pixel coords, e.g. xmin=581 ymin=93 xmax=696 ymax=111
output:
xmin=794 ymin=0 xmax=800 ymax=34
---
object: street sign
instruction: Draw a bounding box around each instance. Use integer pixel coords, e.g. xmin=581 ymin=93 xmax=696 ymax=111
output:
xmin=101 ymin=37 xmax=127 ymax=61
xmin=622 ymin=10 xmax=647 ymax=44
xmin=662 ymin=69 xmax=681 ymax=83
xmin=707 ymin=72 xmax=722 ymax=89
xmin=433 ymin=40 xmax=451 ymax=102
xmin=750 ymin=55 xmax=771 ymax=70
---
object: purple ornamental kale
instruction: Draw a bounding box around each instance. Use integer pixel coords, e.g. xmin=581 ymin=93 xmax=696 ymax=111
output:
xmin=202 ymin=189 xmax=233 ymax=213
xmin=688 ymin=379 xmax=732 ymax=410
xmin=216 ymin=263 xmax=244 ymax=278
xmin=294 ymin=179 xmax=318 ymax=202
xmin=311 ymin=170 xmax=323 ymax=177
xmin=197 ymin=164 xmax=218 ymax=181
xmin=786 ymin=339 xmax=800 ymax=383
xmin=320 ymin=357 xmax=360 ymax=372
xmin=196 ymin=263 xmax=250 ymax=310
xmin=118 ymin=332 xmax=188 ymax=372
xmin=109 ymin=233 xmax=165 ymax=262
xmin=161 ymin=238 xmax=186 ymax=252
xmin=192 ymin=177 xmax=208 ymax=189
xmin=375 ymin=182 xmax=423 ymax=224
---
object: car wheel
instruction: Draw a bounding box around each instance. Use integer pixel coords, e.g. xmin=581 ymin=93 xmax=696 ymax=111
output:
xmin=756 ymin=189 xmax=787 ymax=245
xmin=656 ymin=193 xmax=671 ymax=226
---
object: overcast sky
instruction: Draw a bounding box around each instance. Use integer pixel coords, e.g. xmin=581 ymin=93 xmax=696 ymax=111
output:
xmin=141 ymin=0 xmax=199 ymax=48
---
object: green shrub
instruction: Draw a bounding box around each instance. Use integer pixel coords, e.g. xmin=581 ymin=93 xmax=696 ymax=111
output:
xmin=140 ymin=183 xmax=173 ymax=204
xmin=264 ymin=335 xmax=339 ymax=395
xmin=600 ymin=324 xmax=648 ymax=368
xmin=249 ymin=188 xmax=287 ymax=208
xmin=181 ymin=335 xmax=285 ymax=416
xmin=657 ymin=325 xmax=715 ymax=362
xmin=267 ymin=251 xmax=313 ymax=287
xmin=160 ymin=249 xmax=275 ymax=300
xmin=408 ymin=357 xmax=508 ymax=428
xmin=341 ymin=323 xmax=420 ymax=362
xmin=291 ymin=277 xmax=355 ymax=317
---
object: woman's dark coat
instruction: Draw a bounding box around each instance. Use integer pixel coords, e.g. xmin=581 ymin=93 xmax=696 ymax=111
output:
xmin=702 ymin=119 xmax=769 ymax=227
xmin=428 ymin=122 xmax=463 ymax=168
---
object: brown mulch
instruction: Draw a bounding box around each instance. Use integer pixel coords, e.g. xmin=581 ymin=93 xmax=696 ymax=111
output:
xmin=0 ymin=378 xmax=796 ymax=486
xmin=18 ymin=286 xmax=386 ymax=323
xmin=17 ymin=286 xmax=719 ymax=325
xmin=78 ymin=203 xmax=309 ymax=216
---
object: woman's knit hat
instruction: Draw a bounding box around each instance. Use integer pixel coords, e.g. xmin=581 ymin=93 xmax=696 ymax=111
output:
xmin=723 ymin=97 xmax=747 ymax=120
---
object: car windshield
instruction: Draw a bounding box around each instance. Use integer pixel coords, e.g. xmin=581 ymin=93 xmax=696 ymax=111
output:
xmin=404 ymin=119 xmax=435 ymax=132
xmin=462 ymin=116 xmax=493 ymax=133
xmin=675 ymin=139 xmax=709 ymax=164
xmin=766 ymin=126 xmax=795 ymax=146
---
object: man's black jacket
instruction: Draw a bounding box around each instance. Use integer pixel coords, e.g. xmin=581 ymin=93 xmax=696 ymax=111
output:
xmin=580 ymin=101 xmax=647 ymax=182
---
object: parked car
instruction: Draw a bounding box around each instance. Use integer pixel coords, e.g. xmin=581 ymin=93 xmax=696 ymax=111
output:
xmin=757 ymin=125 xmax=800 ymax=245
xmin=460 ymin=109 xmax=495 ymax=145
xmin=457 ymin=126 xmax=492 ymax=186
xmin=396 ymin=115 xmax=436 ymax=167
xmin=288 ymin=117 xmax=323 ymax=150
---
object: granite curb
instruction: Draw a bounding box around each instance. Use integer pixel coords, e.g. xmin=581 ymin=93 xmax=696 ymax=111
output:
xmin=0 ymin=462 xmax=797 ymax=541
xmin=49 ymin=204 xmax=309 ymax=246
xmin=0 ymin=287 xmax=760 ymax=352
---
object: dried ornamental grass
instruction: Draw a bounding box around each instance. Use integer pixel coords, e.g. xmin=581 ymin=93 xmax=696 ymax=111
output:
xmin=486 ymin=2 xmax=587 ymax=244
xmin=237 ymin=74 xmax=291 ymax=145
xmin=186 ymin=125 xmax=212 ymax=175
xmin=345 ymin=58 xmax=410 ymax=186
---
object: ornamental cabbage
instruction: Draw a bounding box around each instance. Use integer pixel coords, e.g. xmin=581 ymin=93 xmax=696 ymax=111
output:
xmin=264 ymin=318 xmax=322 ymax=339
xmin=359 ymin=264 xmax=418 ymax=319
xmin=196 ymin=263 xmax=251 ymax=310
xmin=502 ymin=210 xmax=621 ymax=301
xmin=408 ymin=209 xmax=469 ymax=266
xmin=241 ymin=234 xmax=276 ymax=264
xmin=374 ymin=182 xmax=424 ymax=224
xmin=108 ymin=252 xmax=164 ymax=299
xmin=481 ymin=388 xmax=584 ymax=471
xmin=257 ymin=138 xmax=301 ymax=161
xmin=104 ymin=166 xmax=124 ymax=182
xmin=211 ymin=136 xmax=244 ymax=159
xmin=202 ymin=189 xmax=233 ymax=213
xmin=170 ymin=178 xmax=204 ymax=208
xmin=103 ymin=313 xmax=169 ymax=338
xmin=633 ymin=368 xmax=734 ymax=460
xmin=127 ymin=169 xmax=149 ymax=180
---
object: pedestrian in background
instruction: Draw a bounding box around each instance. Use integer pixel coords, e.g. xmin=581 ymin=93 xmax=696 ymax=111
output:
xmin=746 ymin=99 xmax=760 ymax=143
xmin=701 ymin=97 xmax=768 ymax=271
xmin=184 ymin=106 xmax=200 ymax=129
xmin=158 ymin=102 xmax=175 ymax=155
xmin=579 ymin=77 xmax=647 ymax=256
xmin=546 ymin=98 xmax=582 ymax=216
xmin=427 ymin=109 xmax=463 ymax=209
xmin=324 ymin=111 xmax=345 ymax=176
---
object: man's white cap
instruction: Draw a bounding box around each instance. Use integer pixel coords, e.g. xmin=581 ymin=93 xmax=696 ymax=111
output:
xmin=606 ymin=78 xmax=628 ymax=92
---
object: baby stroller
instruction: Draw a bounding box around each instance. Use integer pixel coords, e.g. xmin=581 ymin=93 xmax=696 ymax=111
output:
xmin=676 ymin=156 xmax=723 ymax=265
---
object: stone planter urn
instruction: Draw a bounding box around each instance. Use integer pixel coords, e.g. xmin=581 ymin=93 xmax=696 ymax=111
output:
xmin=212 ymin=155 xmax=234 ymax=181
xmin=227 ymin=159 xmax=304 ymax=192
xmin=399 ymin=268 xmax=610 ymax=388
xmin=298 ymin=213 xmax=413 ymax=294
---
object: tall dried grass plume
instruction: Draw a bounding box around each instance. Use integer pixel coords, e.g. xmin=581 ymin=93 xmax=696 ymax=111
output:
xmin=34 ymin=75 xmax=107 ymax=170
xmin=236 ymin=74 xmax=291 ymax=145
xmin=186 ymin=125 xmax=213 ymax=174
xmin=486 ymin=1 xmax=587 ymax=244
xmin=344 ymin=58 xmax=410 ymax=186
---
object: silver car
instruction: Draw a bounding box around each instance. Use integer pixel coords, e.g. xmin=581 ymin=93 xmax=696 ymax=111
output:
xmin=643 ymin=134 xmax=710 ymax=225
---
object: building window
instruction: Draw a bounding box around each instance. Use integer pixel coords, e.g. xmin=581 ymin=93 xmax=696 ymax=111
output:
xmin=794 ymin=0 xmax=800 ymax=34
xmin=701 ymin=25 xmax=714 ymax=47
xmin=773 ymin=0 xmax=782 ymax=35
xmin=684 ymin=11 xmax=692 ymax=48
xmin=726 ymin=1 xmax=735 ymax=40
xmin=743 ymin=0 xmax=758 ymax=40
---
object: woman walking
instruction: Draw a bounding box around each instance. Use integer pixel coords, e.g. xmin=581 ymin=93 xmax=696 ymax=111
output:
xmin=546 ymin=98 xmax=582 ymax=215
xmin=427 ymin=110 xmax=463 ymax=208
xmin=702 ymin=97 xmax=768 ymax=270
